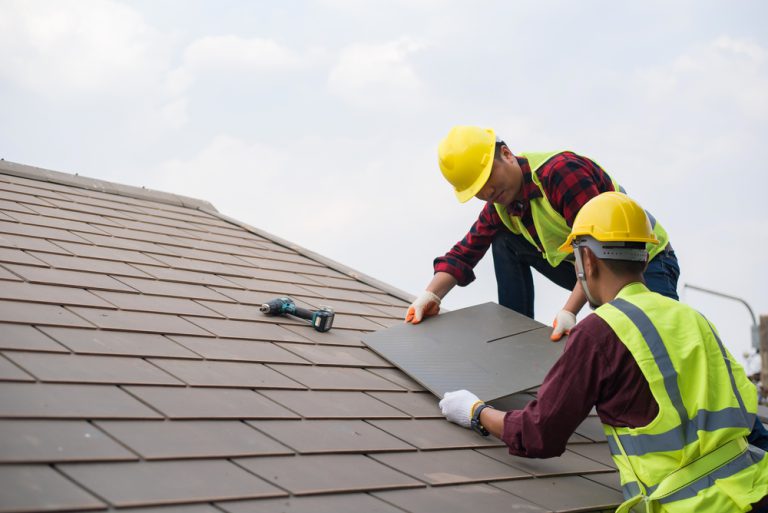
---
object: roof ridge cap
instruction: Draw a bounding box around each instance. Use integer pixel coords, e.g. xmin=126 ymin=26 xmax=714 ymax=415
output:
xmin=0 ymin=159 xmax=216 ymax=211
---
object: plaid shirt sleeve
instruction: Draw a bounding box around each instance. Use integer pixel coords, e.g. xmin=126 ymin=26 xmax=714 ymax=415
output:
xmin=538 ymin=152 xmax=615 ymax=226
xmin=433 ymin=202 xmax=502 ymax=286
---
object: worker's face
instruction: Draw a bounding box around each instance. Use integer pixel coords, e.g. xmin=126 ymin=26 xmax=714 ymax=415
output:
xmin=475 ymin=146 xmax=523 ymax=205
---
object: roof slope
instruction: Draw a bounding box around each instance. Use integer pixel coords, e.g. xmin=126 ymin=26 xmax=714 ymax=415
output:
xmin=0 ymin=161 xmax=623 ymax=513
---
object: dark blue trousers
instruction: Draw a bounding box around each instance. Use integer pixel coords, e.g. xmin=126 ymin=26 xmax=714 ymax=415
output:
xmin=491 ymin=230 xmax=680 ymax=318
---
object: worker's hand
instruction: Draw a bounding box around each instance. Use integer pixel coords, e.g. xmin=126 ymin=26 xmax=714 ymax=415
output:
xmin=405 ymin=290 xmax=441 ymax=324
xmin=550 ymin=309 xmax=577 ymax=342
xmin=439 ymin=389 xmax=483 ymax=428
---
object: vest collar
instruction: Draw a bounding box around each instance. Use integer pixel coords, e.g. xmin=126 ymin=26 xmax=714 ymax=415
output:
xmin=615 ymin=282 xmax=650 ymax=300
xmin=509 ymin=156 xmax=543 ymax=216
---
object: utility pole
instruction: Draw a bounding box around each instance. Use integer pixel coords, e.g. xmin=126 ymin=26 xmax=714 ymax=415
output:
xmin=761 ymin=315 xmax=767 ymax=404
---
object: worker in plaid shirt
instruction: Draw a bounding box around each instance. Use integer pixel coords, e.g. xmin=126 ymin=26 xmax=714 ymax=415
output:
xmin=405 ymin=125 xmax=680 ymax=341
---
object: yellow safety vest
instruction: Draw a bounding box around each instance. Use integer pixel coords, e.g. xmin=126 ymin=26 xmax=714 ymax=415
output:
xmin=595 ymin=283 xmax=768 ymax=513
xmin=494 ymin=151 xmax=669 ymax=267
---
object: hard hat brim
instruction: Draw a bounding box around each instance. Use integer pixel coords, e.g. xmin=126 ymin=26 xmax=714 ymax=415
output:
xmin=453 ymin=148 xmax=494 ymax=203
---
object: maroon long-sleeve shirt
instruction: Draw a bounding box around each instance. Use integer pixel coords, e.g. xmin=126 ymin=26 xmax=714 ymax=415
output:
xmin=501 ymin=312 xmax=659 ymax=457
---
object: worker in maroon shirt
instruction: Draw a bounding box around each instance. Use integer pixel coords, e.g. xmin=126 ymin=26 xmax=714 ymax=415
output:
xmin=404 ymin=125 xmax=679 ymax=342
xmin=439 ymin=192 xmax=768 ymax=513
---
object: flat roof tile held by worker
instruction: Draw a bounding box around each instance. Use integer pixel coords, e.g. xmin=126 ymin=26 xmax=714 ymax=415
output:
xmin=0 ymin=160 xmax=622 ymax=512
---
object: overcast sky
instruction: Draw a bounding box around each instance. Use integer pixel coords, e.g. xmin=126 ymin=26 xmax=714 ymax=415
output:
xmin=1 ymin=0 xmax=766 ymax=371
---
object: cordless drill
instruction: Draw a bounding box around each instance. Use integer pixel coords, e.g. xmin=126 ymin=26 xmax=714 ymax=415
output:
xmin=259 ymin=297 xmax=335 ymax=333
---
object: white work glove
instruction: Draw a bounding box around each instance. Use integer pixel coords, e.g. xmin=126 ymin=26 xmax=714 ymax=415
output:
xmin=405 ymin=290 xmax=441 ymax=324
xmin=550 ymin=309 xmax=577 ymax=342
xmin=439 ymin=389 xmax=483 ymax=428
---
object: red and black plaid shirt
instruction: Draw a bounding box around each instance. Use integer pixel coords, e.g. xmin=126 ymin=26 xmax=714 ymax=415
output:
xmin=433 ymin=151 xmax=615 ymax=286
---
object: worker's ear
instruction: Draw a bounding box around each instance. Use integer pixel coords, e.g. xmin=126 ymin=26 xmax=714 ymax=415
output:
xmin=582 ymin=247 xmax=598 ymax=279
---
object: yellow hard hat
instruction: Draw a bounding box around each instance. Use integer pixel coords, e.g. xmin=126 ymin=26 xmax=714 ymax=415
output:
xmin=559 ymin=192 xmax=659 ymax=254
xmin=438 ymin=126 xmax=496 ymax=203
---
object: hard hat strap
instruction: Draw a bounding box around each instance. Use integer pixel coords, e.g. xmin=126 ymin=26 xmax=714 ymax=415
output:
xmin=573 ymin=244 xmax=601 ymax=309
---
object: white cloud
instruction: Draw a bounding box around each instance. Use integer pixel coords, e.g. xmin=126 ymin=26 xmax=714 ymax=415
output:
xmin=166 ymin=35 xmax=305 ymax=96
xmin=636 ymin=35 xmax=768 ymax=120
xmin=0 ymin=0 xmax=167 ymax=96
xmin=328 ymin=37 xmax=428 ymax=109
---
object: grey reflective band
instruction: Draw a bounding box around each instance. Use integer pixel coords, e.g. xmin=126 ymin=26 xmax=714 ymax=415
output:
xmin=608 ymin=299 xmax=755 ymax=456
xmin=622 ymin=480 xmax=642 ymax=500
xmin=607 ymin=407 xmax=756 ymax=456
xmin=655 ymin=445 xmax=765 ymax=504
xmin=705 ymin=319 xmax=750 ymax=428
xmin=611 ymin=299 xmax=690 ymax=429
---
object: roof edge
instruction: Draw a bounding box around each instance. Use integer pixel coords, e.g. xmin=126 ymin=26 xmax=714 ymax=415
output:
xmin=0 ymin=159 xmax=217 ymax=212
xmin=1 ymin=158 xmax=415 ymax=305
xmin=206 ymin=209 xmax=417 ymax=304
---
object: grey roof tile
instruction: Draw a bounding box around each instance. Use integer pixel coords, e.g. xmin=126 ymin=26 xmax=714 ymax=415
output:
xmin=0 ymin=246 xmax=48 ymax=266
xmin=0 ymin=266 xmax=20 ymax=280
xmin=0 ymin=464 xmax=106 ymax=512
xmin=130 ymin=264 xmax=241 ymax=287
xmin=0 ymin=198 xmax=37 ymax=214
xmin=260 ymin=390 xmax=408 ymax=419
xmin=0 ymin=383 xmax=162 ymax=419
xmin=0 ymin=354 xmax=35 ymax=381
xmin=182 ymin=316 xmax=309 ymax=341
xmin=22 ymin=203 xmax=127 ymax=227
xmin=277 ymin=324 xmax=365 ymax=347
xmin=491 ymin=475 xmax=624 ymax=512
xmin=28 ymin=251 xmax=154 ymax=277
xmin=68 ymin=307 xmax=211 ymax=335
xmin=59 ymin=460 xmax=286 ymax=507
xmin=477 ymin=447 xmax=614 ymax=476
xmin=3 ymin=263 xmax=137 ymax=291
xmin=297 ymin=284 xmax=390 ymax=304
xmin=118 ymin=505 xmax=221 ymax=513
xmin=0 ymin=219 xmax=91 ymax=243
xmin=4 ymin=352 xmax=183 ymax=385
xmin=368 ymin=419 xmax=504 ymax=450
xmin=371 ymin=448 xmax=531 ymax=485
xmin=368 ymin=368 xmax=426 ymax=391
xmin=0 ymin=300 xmax=93 ymax=327
xmin=567 ymin=442 xmax=616 ymax=469
xmin=573 ymin=415 xmax=608 ymax=442
xmin=582 ymin=471 xmax=622 ymax=492
xmin=326 ymin=312 xmax=387 ymax=331
xmin=111 ymin=276 xmax=235 ymax=301
xmin=96 ymin=420 xmax=292 ymax=460
xmin=147 ymin=359 xmax=304 ymax=389
xmin=0 ymin=232 xmax=72 ymax=253
xmin=0 ymin=324 xmax=68 ymax=352
xmin=247 ymin=419 xmax=415 ymax=454
xmin=75 ymin=231 xmax=178 ymax=255
xmin=275 ymin=343 xmax=390 ymax=367
xmin=365 ymin=392 xmax=442 ymax=418
xmin=51 ymin=240 xmax=164 ymax=265
xmin=266 ymin=365 xmax=403 ymax=391
xmin=166 ymin=335 xmax=308 ymax=364
xmin=299 ymin=275 xmax=381 ymax=293
xmin=0 ymin=280 xmax=113 ymax=307
xmin=373 ymin=483 xmax=547 ymax=513
xmin=3 ymin=210 xmax=112 ymax=235
xmin=234 ymin=454 xmax=423 ymax=495
xmin=0 ymin=187 xmax=58 ymax=207
xmin=217 ymin=492 xmax=404 ymax=513
xmin=146 ymin=253 xmax=252 ymax=277
xmin=0 ymin=420 xmax=137 ymax=462
xmin=123 ymin=386 xmax=299 ymax=419
xmin=39 ymin=327 xmax=199 ymax=359
xmin=90 ymin=290 xmax=222 ymax=317
xmin=194 ymin=300 xmax=274 ymax=321
xmin=298 ymin=297 xmax=392 ymax=317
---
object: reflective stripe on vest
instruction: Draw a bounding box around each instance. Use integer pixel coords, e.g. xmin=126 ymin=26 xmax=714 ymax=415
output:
xmin=596 ymin=285 xmax=767 ymax=511
xmin=494 ymin=151 xmax=669 ymax=267
xmin=607 ymin=298 xmax=754 ymax=457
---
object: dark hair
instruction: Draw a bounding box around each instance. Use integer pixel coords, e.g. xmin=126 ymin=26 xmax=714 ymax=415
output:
xmin=494 ymin=140 xmax=507 ymax=161
xmin=601 ymin=259 xmax=647 ymax=276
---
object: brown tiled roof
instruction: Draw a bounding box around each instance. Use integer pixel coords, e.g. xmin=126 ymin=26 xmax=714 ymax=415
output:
xmin=0 ymin=160 xmax=623 ymax=512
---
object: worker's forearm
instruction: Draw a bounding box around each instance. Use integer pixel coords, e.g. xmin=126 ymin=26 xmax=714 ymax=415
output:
xmin=480 ymin=407 xmax=506 ymax=439
xmin=562 ymin=280 xmax=587 ymax=314
xmin=426 ymin=272 xmax=458 ymax=299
